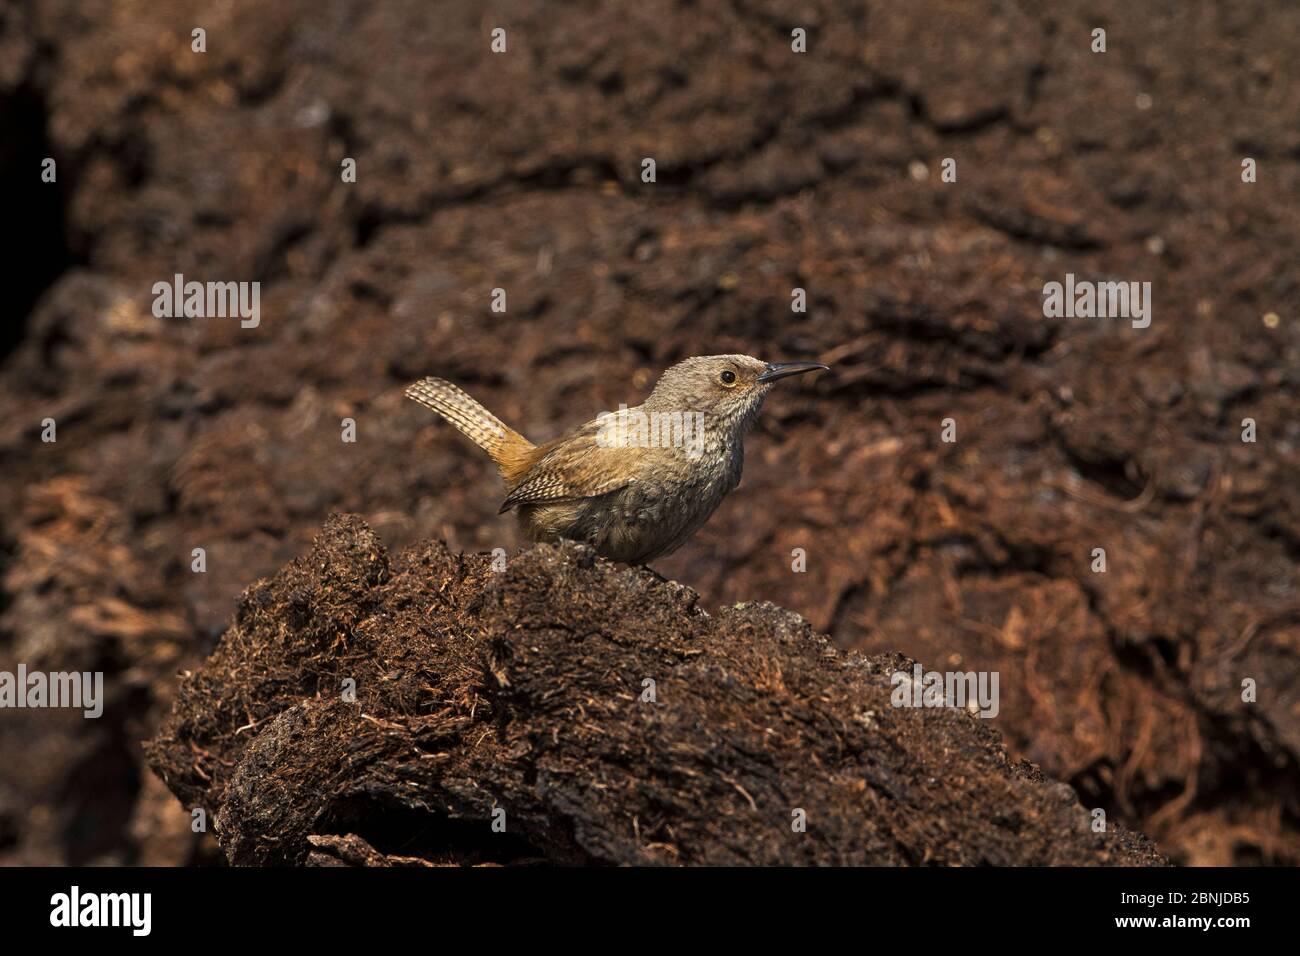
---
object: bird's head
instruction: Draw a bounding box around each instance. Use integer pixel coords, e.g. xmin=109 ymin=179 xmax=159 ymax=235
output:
xmin=644 ymin=354 xmax=828 ymax=431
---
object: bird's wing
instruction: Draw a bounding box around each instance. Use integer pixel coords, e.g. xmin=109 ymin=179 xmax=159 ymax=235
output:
xmin=498 ymin=468 xmax=630 ymax=513
xmin=497 ymin=420 xmax=641 ymax=513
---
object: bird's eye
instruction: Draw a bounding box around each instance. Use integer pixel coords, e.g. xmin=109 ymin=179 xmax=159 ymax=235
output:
xmin=720 ymin=369 xmax=737 ymax=385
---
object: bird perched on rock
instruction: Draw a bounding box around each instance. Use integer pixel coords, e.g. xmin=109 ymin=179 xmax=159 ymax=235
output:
xmin=405 ymin=355 xmax=828 ymax=564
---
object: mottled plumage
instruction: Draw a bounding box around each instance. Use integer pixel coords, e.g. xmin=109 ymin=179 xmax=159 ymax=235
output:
xmin=405 ymin=354 xmax=827 ymax=564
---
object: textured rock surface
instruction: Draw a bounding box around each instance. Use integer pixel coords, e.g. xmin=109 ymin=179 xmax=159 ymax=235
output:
xmin=0 ymin=0 xmax=1295 ymax=865
xmin=145 ymin=515 xmax=1164 ymax=866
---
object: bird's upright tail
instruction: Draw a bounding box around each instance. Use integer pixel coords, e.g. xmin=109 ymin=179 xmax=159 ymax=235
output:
xmin=405 ymin=377 xmax=537 ymax=484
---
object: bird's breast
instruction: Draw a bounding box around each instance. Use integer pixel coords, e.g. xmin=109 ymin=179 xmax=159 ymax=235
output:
xmin=520 ymin=432 xmax=747 ymax=564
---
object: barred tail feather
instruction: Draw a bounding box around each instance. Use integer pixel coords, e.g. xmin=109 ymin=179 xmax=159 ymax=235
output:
xmin=405 ymin=377 xmax=536 ymax=482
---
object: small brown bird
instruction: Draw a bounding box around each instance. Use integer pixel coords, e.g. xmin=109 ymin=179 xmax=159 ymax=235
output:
xmin=405 ymin=355 xmax=828 ymax=564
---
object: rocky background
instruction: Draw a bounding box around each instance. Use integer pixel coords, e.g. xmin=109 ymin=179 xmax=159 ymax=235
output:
xmin=0 ymin=0 xmax=1296 ymax=865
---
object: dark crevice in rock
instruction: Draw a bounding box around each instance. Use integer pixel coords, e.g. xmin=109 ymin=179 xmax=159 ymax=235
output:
xmin=0 ymin=82 xmax=79 ymax=361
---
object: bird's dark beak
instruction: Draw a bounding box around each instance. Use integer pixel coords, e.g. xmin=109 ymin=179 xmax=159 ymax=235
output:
xmin=757 ymin=361 xmax=830 ymax=383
